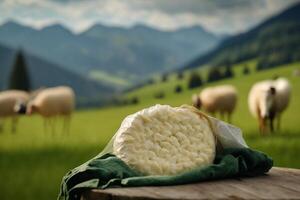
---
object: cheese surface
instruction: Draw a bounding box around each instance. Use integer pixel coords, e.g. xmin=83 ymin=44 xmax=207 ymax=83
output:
xmin=113 ymin=104 xmax=216 ymax=175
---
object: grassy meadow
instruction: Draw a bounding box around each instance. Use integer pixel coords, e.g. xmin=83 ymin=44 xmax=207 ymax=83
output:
xmin=0 ymin=61 xmax=300 ymax=200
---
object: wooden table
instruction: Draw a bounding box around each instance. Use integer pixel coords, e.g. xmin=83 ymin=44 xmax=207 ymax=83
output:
xmin=81 ymin=167 xmax=300 ymax=200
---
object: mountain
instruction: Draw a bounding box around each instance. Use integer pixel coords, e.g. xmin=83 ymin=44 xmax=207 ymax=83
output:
xmin=0 ymin=21 xmax=93 ymax=73
xmin=0 ymin=43 xmax=114 ymax=106
xmin=81 ymin=24 xmax=219 ymax=74
xmin=0 ymin=21 xmax=221 ymax=87
xmin=183 ymin=2 xmax=300 ymax=70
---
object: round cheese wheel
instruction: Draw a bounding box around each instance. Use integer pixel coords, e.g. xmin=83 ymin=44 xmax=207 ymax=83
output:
xmin=113 ymin=104 xmax=216 ymax=175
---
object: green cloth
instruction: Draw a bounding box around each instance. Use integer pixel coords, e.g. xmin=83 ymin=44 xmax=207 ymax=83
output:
xmin=58 ymin=148 xmax=273 ymax=200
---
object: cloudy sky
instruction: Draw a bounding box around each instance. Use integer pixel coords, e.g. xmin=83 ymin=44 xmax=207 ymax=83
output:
xmin=0 ymin=0 xmax=299 ymax=34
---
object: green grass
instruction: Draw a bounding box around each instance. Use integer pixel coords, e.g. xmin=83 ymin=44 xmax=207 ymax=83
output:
xmin=0 ymin=107 xmax=139 ymax=200
xmin=0 ymin=61 xmax=300 ymax=200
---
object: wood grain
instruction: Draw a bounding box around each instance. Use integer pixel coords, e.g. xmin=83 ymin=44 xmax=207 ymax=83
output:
xmin=81 ymin=167 xmax=300 ymax=200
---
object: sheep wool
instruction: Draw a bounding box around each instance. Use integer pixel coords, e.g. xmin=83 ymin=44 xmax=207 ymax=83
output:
xmin=199 ymin=85 xmax=237 ymax=114
xmin=29 ymin=86 xmax=74 ymax=117
xmin=113 ymin=104 xmax=216 ymax=176
xmin=248 ymin=80 xmax=274 ymax=119
xmin=273 ymin=78 xmax=291 ymax=113
xmin=0 ymin=90 xmax=29 ymax=117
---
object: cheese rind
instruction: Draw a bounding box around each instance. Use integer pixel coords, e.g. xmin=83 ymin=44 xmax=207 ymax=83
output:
xmin=113 ymin=104 xmax=216 ymax=175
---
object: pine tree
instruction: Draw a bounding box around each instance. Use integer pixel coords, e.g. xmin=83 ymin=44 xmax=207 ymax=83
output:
xmin=224 ymin=65 xmax=234 ymax=78
xmin=174 ymin=85 xmax=183 ymax=93
xmin=161 ymin=73 xmax=168 ymax=82
xmin=177 ymin=71 xmax=184 ymax=80
xmin=188 ymin=72 xmax=203 ymax=89
xmin=9 ymin=51 xmax=31 ymax=91
xmin=207 ymin=68 xmax=222 ymax=82
xmin=243 ymin=65 xmax=250 ymax=75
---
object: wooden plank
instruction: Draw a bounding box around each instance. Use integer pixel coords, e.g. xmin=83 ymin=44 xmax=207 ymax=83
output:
xmin=81 ymin=167 xmax=300 ymax=200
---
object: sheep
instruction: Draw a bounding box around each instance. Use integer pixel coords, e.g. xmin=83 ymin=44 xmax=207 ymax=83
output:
xmin=248 ymin=78 xmax=291 ymax=134
xmin=293 ymin=69 xmax=300 ymax=77
xmin=25 ymin=86 xmax=75 ymax=134
xmin=272 ymin=78 xmax=291 ymax=130
xmin=248 ymin=80 xmax=276 ymax=134
xmin=0 ymin=90 xmax=29 ymax=133
xmin=192 ymin=85 xmax=238 ymax=122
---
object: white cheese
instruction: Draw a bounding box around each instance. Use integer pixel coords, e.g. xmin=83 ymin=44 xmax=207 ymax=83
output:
xmin=113 ymin=104 xmax=216 ymax=175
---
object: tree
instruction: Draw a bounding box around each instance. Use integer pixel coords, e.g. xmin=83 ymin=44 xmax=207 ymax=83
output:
xmin=131 ymin=96 xmax=139 ymax=105
xmin=223 ymin=65 xmax=234 ymax=78
xmin=9 ymin=51 xmax=31 ymax=91
xmin=207 ymin=67 xmax=223 ymax=82
xmin=256 ymin=56 xmax=271 ymax=71
xmin=161 ymin=73 xmax=168 ymax=82
xmin=188 ymin=72 xmax=203 ymax=89
xmin=177 ymin=71 xmax=184 ymax=80
xmin=243 ymin=65 xmax=250 ymax=75
xmin=154 ymin=91 xmax=165 ymax=99
xmin=174 ymin=85 xmax=183 ymax=93
xmin=147 ymin=78 xmax=154 ymax=85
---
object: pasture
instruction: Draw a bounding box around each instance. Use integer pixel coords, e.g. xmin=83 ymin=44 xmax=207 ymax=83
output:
xmin=0 ymin=61 xmax=300 ymax=200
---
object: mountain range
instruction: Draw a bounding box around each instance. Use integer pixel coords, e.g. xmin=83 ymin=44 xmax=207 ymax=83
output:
xmin=184 ymin=2 xmax=300 ymax=70
xmin=0 ymin=43 xmax=113 ymax=106
xmin=0 ymin=22 xmax=221 ymax=88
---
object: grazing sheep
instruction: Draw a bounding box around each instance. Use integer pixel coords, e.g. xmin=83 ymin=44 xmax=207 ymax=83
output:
xmin=0 ymin=90 xmax=29 ymax=133
xmin=248 ymin=78 xmax=291 ymax=134
xmin=26 ymin=86 xmax=75 ymax=134
xmin=293 ymin=69 xmax=300 ymax=77
xmin=192 ymin=85 xmax=238 ymax=122
xmin=273 ymin=78 xmax=291 ymax=130
xmin=248 ymin=80 xmax=275 ymax=134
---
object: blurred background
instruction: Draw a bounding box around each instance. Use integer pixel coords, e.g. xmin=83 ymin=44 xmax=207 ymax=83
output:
xmin=0 ymin=0 xmax=299 ymax=199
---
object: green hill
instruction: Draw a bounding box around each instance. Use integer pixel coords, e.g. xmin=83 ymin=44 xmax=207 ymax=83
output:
xmin=122 ymin=60 xmax=300 ymax=167
xmin=0 ymin=61 xmax=300 ymax=200
xmin=184 ymin=2 xmax=300 ymax=70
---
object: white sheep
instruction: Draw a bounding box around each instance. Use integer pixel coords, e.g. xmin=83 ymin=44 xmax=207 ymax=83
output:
xmin=248 ymin=80 xmax=275 ymax=133
xmin=192 ymin=85 xmax=238 ymax=122
xmin=26 ymin=86 xmax=75 ymax=134
xmin=293 ymin=69 xmax=300 ymax=77
xmin=0 ymin=90 xmax=29 ymax=133
xmin=248 ymin=78 xmax=291 ymax=133
xmin=272 ymin=78 xmax=291 ymax=130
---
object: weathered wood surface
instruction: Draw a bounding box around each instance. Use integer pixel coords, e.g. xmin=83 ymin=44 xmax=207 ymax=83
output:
xmin=81 ymin=167 xmax=300 ymax=200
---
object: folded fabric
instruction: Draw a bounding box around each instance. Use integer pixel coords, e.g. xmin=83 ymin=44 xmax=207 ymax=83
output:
xmin=58 ymin=148 xmax=273 ymax=200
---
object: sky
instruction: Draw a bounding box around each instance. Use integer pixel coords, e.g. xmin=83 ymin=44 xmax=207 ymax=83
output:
xmin=0 ymin=0 xmax=299 ymax=34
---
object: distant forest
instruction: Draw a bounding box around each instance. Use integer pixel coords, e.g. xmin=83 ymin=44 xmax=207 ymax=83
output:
xmin=214 ymin=22 xmax=300 ymax=70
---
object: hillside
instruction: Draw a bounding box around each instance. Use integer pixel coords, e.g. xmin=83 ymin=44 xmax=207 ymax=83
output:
xmin=120 ymin=59 xmax=300 ymax=172
xmin=184 ymin=2 xmax=300 ymax=70
xmin=0 ymin=22 xmax=221 ymax=87
xmin=123 ymin=60 xmax=300 ymax=134
xmin=0 ymin=43 xmax=113 ymax=105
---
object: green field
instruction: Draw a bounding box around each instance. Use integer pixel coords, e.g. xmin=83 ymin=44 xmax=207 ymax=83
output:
xmin=0 ymin=61 xmax=300 ymax=200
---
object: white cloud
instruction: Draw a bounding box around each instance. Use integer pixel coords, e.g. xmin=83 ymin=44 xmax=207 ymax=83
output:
xmin=0 ymin=0 xmax=299 ymax=34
